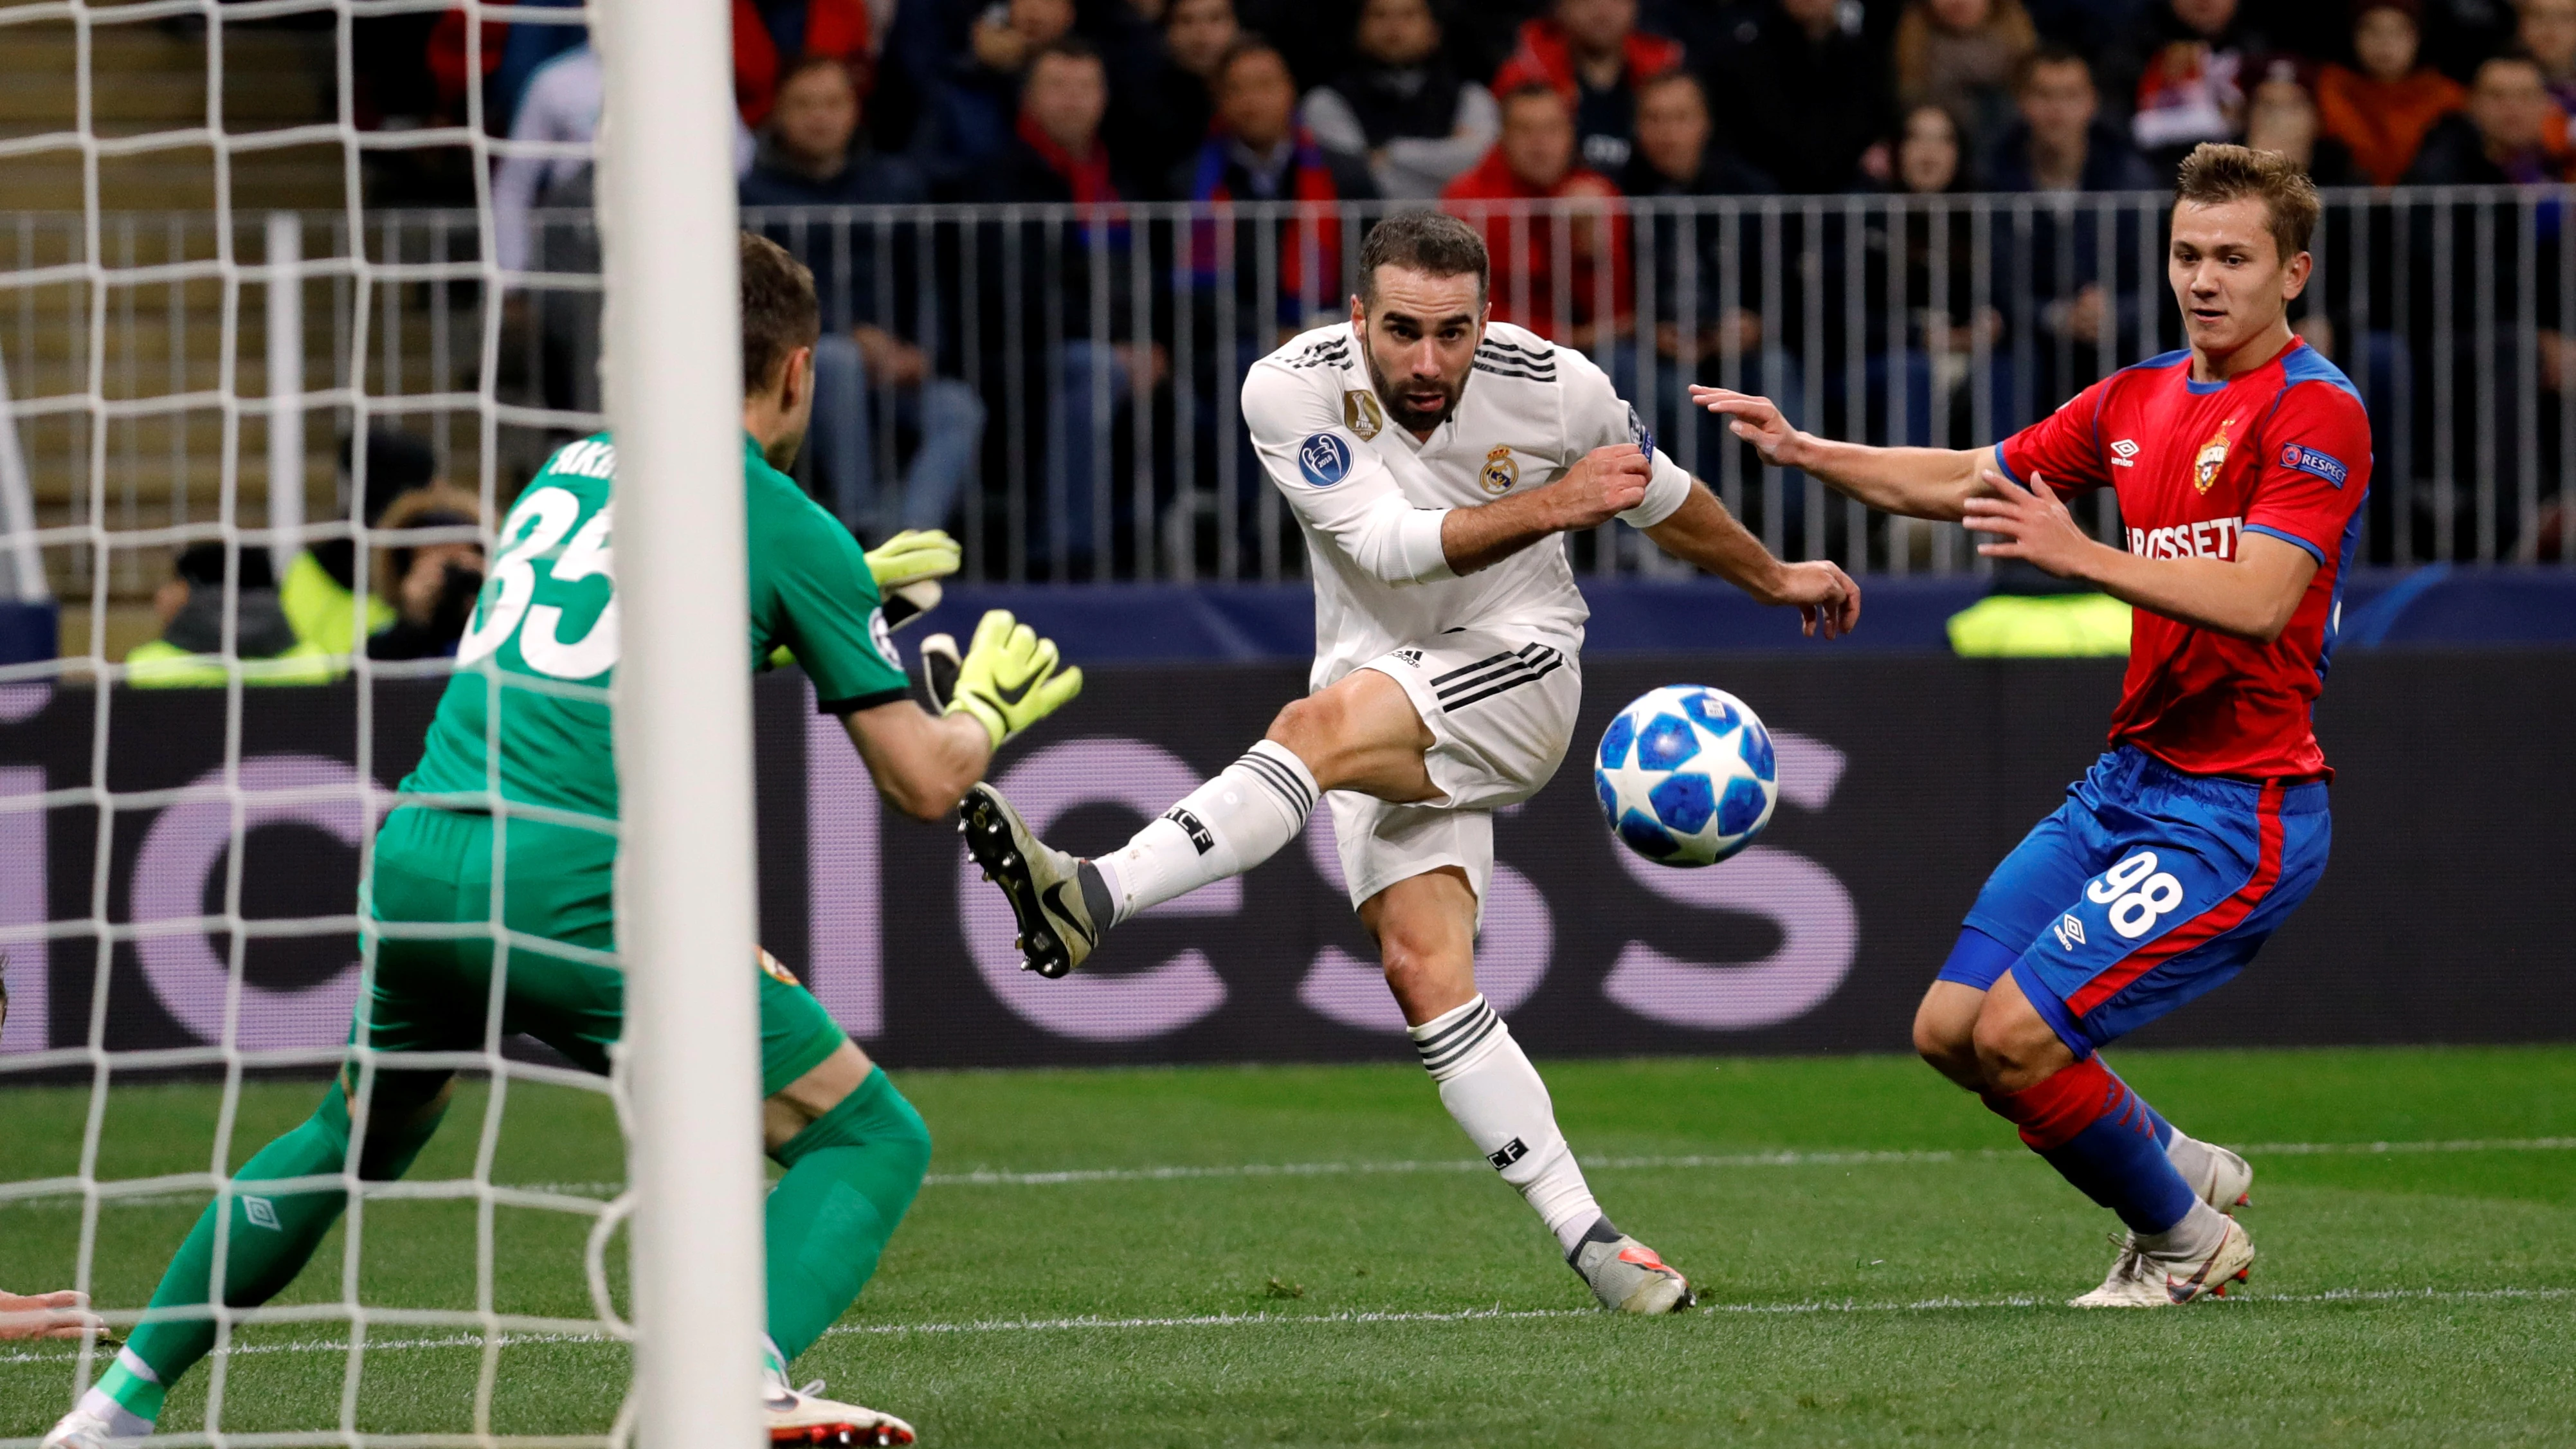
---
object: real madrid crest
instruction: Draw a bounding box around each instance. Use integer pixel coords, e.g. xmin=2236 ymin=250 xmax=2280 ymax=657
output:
xmin=2192 ymin=419 xmax=2234 ymax=494
xmin=1342 ymin=389 xmax=1383 ymax=441
xmin=1480 ymin=445 xmax=1519 ymax=495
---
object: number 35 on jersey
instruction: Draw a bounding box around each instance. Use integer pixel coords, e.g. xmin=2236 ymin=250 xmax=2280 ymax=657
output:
xmin=457 ymin=475 xmax=621 ymax=682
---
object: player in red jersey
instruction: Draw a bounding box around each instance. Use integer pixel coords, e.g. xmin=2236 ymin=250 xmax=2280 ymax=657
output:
xmin=1693 ymin=144 xmax=2368 ymax=1306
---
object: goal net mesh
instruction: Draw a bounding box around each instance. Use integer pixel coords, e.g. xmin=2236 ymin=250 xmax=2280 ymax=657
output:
xmin=1 ymin=0 xmax=633 ymax=1441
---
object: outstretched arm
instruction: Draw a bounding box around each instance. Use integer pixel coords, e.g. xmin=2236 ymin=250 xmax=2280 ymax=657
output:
xmin=1641 ymin=481 xmax=1862 ymax=639
xmin=1965 ymin=466 xmax=2318 ymax=642
xmin=839 ymin=610 xmax=1083 ymax=819
xmin=1690 ymin=386 xmax=1990 ymax=521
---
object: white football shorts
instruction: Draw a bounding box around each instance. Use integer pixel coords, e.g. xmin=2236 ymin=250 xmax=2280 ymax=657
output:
xmin=1328 ymin=630 xmax=1581 ymax=915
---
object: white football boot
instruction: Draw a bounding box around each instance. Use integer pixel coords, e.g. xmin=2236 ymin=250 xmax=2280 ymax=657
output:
xmin=763 ymin=1367 xmax=916 ymax=1446
xmin=957 ymin=783 xmax=1105 ymax=978
xmin=2069 ymin=1216 xmax=2256 ymax=1308
xmin=41 ymin=1404 xmax=143 ymax=1448
xmin=1570 ymin=1233 xmax=1696 ymax=1314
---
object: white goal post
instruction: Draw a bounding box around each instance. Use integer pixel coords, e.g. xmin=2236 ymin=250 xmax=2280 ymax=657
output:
xmin=594 ymin=1 xmax=769 ymax=1447
xmin=0 ymin=0 xmax=765 ymax=1437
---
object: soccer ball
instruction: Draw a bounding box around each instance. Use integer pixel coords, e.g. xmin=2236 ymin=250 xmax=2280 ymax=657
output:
xmin=1593 ymin=685 xmax=1779 ymax=867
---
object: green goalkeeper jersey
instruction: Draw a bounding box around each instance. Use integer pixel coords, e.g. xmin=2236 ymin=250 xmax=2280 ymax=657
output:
xmin=399 ymin=433 xmax=909 ymax=823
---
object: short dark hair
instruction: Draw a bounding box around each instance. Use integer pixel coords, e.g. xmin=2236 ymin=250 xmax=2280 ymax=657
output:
xmin=1636 ymin=68 xmax=1707 ymax=107
xmin=2013 ymin=43 xmax=2091 ymax=94
xmin=776 ymin=52 xmax=867 ymax=102
xmin=1499 ymin=80 xmax=1567 ymax=113
xmin=1030 ymin=35 xmax=1103 ymax=71
xmin=2174 ymin=142 xmax=2320 ymax=260
xmin=739 ymin=232 xmax=820 ymax=396
xmin=1213 ymin=33 xmax=1289 ymax=87
xmin=174 ymin=541 xmax=276 ymax=592
xmin=2477 ymin=48 xmax=2547 ymax=83
xmin=1358 ymin=210 xmax=1489 ymax=305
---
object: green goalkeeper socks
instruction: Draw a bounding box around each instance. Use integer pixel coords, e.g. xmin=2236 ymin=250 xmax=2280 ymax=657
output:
xmin=116 ymin=1080 xmax=446 ymax=1412
xmin=98 ymin=1067 xmax=916 ymax=1406
xmin=763 ymin=1066 xmax=932 ymax=1361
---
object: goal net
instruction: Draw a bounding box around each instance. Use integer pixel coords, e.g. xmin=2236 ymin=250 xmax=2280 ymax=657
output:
xmin=0 ymin=0 xmax=761 ymax=1444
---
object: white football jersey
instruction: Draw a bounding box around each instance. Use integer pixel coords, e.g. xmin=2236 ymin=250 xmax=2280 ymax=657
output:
xmin=1240 ymin=320 xmax=1694 ymax=690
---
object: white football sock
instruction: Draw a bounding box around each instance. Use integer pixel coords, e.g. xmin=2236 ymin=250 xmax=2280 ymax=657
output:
xmin=1410 ymin=995 xmax=1605 ymax=1255
xmin=2136 ymin=1199 xmax=2229 ymax=1262
xmin=74 ymin=1380 xmax=156 ymax=1439
xmin=1094 ymin=740 xmax=1317 ymax=925
xmin=2164 ymin=1127 xmax=2218 ymax=1193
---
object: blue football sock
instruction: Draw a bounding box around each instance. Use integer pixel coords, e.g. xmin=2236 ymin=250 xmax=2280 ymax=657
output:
xmin=1984 ymin=1057 xmax=2196 ymax=1235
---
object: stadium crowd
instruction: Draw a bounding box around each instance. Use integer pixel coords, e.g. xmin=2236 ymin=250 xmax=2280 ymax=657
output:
xmin=339 ymin=0 xmax=2575 ymax=575
xmin=381 ymin=0 xmax=2576 ymax=205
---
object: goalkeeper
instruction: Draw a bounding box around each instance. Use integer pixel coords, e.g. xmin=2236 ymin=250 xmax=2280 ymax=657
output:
xmin=46 ymin=234 xmax=1081 ymax=1449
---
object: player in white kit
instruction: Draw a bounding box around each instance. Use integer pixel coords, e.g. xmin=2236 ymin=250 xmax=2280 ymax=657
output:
xmin=961 ymin=212 xmax=1860 ymax=1310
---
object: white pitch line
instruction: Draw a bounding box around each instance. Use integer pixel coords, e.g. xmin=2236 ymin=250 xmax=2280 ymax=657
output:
xmin=9 ymin=1136 xmax=2571 ymax=1210
xmin=6 ymin=1286 xmax=2571 ymax=1368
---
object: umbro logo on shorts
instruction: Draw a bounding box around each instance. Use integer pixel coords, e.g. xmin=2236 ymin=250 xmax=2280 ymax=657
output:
xmin=2056 ymin=913 xmax=2087 ymax=949
xmin=241 ymin=1195 xmax=282 ymax=1230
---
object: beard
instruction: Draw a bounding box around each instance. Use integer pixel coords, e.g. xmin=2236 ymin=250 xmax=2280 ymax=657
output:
xmin=1363 ymin=345 xmax=1467 ymax=434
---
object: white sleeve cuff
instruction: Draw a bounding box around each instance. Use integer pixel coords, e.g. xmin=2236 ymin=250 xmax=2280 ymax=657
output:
xmin=1396 ymin=507 xmax=1455 ymax=582
xmin=1619 ymin=450 xmax=1695 ymax=530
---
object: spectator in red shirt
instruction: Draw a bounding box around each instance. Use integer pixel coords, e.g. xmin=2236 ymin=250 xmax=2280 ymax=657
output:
xmin=1443 ymin=84 xmax=1630 ymax=350
xmin=2316 ymin=0 xmax=2465 ymax=186
xmin=1492 ymin=0 xmax=1685 ymax=177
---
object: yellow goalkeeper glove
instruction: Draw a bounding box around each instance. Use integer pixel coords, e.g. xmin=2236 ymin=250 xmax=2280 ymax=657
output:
xmin=864 ymin=529 xmax=961 ymax=632
xmin=947 ymin=608 xmax=1083 ymax=749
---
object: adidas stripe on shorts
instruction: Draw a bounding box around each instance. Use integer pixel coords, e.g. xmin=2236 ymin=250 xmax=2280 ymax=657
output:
xmin=1327 ymin=629 xmax=1581 ymax=917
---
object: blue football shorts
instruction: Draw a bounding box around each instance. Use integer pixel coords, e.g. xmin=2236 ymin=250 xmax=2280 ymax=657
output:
xmin=1937 ymin=745 xmax=2332 ymax=1056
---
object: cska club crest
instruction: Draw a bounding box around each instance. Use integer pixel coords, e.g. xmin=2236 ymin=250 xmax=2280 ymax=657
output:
xmin=1480 ymin=445 xmax=1520 ymax=495
xmin=2192 ymin=419 xmax=2235 ymax=494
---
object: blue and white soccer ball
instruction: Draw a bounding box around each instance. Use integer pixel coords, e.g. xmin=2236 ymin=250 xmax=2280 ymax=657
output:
xmin=1593 ymin=686 xmax=1779 ymax=867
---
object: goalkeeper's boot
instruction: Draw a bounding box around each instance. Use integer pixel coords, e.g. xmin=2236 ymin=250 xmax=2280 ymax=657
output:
xmin=959 ymin=782 xmax=1109 ymax=978
xmin=2070 ymin=1217 xmax=2254 ymax=1308
xmin=42 ymin=1403 xmax=148 ymax=1448
xmin=1569 ymin=1225 xmax=1695 ymax=1314
xmin=764 ymin=1368 xmax=916 ymax=1446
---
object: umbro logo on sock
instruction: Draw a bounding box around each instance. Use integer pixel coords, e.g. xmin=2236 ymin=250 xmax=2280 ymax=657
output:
xmin=240 ymin=1195 xmax=280 ymax=1230
xmin=1487 ymin=1138 xmax=1529 ymax=1171
xmin=1165 ymin=807 xmax=1216 ymax=855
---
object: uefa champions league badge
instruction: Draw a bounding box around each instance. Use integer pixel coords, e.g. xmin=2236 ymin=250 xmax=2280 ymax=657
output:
xmin=1627 ymin=403 xmax=1655 ymax=460
xmin=1299 ymin=433 xmax=1352 ymax=487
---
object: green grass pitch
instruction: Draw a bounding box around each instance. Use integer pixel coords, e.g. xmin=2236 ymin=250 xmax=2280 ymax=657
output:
xmin=5 ymin=1045 xmax=2574 ymax=1446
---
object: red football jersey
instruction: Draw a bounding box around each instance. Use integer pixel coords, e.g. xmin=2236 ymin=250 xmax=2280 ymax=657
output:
xmin=1995 ymin=339 xmax=2371 ymax=780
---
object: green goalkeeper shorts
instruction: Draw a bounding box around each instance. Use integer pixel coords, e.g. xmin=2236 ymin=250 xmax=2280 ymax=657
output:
xmin=361 ymin=805 xmax=848 ymax=1097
